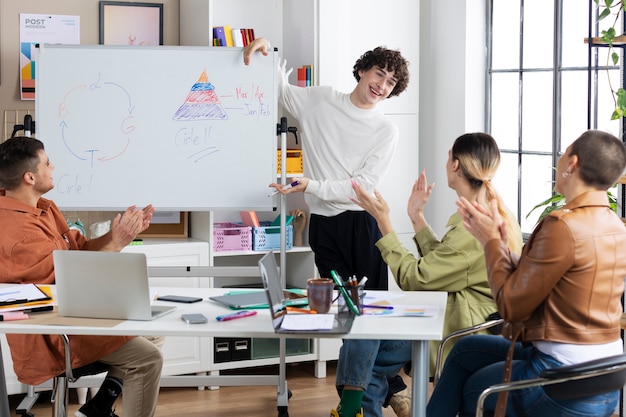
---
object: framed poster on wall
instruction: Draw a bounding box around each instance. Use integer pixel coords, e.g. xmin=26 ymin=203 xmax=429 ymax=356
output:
xmin=99 ymin=1 xmax=163 ymax=46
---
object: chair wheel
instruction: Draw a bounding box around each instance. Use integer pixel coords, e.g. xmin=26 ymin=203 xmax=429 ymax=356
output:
xmin=277 ymin=405 xmax=289 ymax=417
xmin=288 ymin=389 xmax=293 ymax=399
xmin=18 ymin=414 xmax=35 ymax=417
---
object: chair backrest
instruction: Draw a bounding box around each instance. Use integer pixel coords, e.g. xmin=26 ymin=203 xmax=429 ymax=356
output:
xmin=541 ymin=353 xmax=626 ymax=400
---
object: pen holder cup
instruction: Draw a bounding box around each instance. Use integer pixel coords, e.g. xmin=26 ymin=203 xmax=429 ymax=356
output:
xmin=337 ymin=284 xmax=364 ymax=315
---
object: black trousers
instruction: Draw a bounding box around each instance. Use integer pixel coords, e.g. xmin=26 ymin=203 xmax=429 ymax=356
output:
xmin=311 ymin=211 xmax=405 ymax=399
xmin=309 ymin=211 xmax=388 ymax=290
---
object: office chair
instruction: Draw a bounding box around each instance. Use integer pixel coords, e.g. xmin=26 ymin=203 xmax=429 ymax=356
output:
xmin=15 ymin=334 xmax=109 ymax=417
xmin=431 ymin=316 xmax=626 ymax=417
xmin=475 ymin=353 xmax=626 ymax=417
xmin=432 ymin=313 xmax=504 ymax=386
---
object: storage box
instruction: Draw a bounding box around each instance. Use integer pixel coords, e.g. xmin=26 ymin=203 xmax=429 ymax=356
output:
xmin=214 ymin=338 xmax=231 ymax=363
xmin=252 ymin=222 xmax=293 ymax=250
xmin=214 ymin=337 xmax=252 ymax=363
xmin=276 ymin=149 xmax=303 ymax=175
xmin=251 ymin=338 xmax=312 ymax=359
xmin=213 ymin=222 xmax=252 ymax=252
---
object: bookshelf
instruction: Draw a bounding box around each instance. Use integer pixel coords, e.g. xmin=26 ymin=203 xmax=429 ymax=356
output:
xmin=179 ymin=0 xmax=420 ymax=378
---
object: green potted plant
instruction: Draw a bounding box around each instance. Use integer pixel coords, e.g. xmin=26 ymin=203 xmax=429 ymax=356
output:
xmin=526 ymin=190 xmax=618 ymax=223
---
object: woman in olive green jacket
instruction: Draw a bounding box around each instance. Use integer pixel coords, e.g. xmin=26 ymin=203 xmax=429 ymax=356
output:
xmin=331 ymin=133 xmax=522 ymax=417
xmin=360 ymin=132 xmax=522 ymax=373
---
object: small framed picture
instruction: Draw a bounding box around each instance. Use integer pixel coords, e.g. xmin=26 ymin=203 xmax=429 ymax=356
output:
xmin=139 ymin=212 xmax=189 ymax=238
xmin=99 ymin=1 xmax=163 ymax=46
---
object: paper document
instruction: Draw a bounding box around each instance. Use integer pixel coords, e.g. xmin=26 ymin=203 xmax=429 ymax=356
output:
xmin=279 ymin=313 xmax=335 ymax=330
xmin=0 ymin=284 xmax=51 ymax=304
xmin=0 ymin=284 xmax=54 ymax=312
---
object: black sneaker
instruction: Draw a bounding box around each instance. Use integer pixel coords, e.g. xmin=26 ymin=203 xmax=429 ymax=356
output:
xmin=74 ymin=401 xmax=118 ymax=417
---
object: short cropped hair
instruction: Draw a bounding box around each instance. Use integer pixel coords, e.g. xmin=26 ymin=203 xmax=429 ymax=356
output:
xmin=352 ymin=47 xmax=410 ymax=98
xmin=569 ymin=130 xmax=626 ymax=190
xmin=0 ymin=136 xmax=45 ymax=190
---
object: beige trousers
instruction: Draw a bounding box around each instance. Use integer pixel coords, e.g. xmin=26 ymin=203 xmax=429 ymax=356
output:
xmin=99 ymin=336 xmax=163 ymax=417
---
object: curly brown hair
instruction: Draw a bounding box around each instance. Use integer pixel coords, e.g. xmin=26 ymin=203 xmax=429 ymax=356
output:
xmin=352 ymin=46 xmax=410 ymax=98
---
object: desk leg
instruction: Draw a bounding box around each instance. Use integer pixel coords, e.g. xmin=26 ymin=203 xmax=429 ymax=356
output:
xmin=411 ymin=340 xmax=429 ymax=417
xmin=277 ymin=338 xmax=289 ymax=416
xmin=0 ymin=341 xmax=10 ymax=416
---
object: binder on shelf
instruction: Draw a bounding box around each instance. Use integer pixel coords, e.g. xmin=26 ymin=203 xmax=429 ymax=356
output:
xmin=224 ymin=25 xmax=235 ymax=47
xmin=297 ymin=67 xmax=307 ymax=87
xmin=304 ymin=65 xmax=313 ymax=86
xmin=212 ymin=26 xmax=227 ymax=47
xmin=240 ymin=28 xmax=256 ymax=46
xmin=232 ymin=28 xmax=245 ymax=47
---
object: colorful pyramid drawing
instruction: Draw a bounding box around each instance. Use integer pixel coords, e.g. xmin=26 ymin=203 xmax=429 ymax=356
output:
xmin=173 ymin=69 xmax=228 ymax=120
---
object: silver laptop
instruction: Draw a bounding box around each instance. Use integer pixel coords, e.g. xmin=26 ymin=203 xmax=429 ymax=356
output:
xmin=53 ymin=250 xmax=176 ymax=321
xmin=258 ymin=251 xmax=354 ymax=334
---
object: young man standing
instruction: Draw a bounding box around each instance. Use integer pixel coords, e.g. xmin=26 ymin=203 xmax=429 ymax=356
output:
xmin=244 ymin=38 xmax=410 ymax=291
xmin=244 ymin=40 xmax=411 ymax=417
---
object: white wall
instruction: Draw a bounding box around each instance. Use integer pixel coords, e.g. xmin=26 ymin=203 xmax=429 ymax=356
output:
xmin=418 ymin=0 xmax=487 ymax=236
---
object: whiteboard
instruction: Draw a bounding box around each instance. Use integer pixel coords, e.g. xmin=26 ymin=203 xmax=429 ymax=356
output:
xmin=36 ymin=44 xmax=277 ymax=210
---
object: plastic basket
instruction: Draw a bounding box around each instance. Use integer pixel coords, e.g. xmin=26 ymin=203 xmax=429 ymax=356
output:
xmin=213 ymin=222 xmax=252 ymax=252
xmin=276 ymin=150 xmax=303 ymax=175
xmin=252 ymin=222 xmax=293 ymax=250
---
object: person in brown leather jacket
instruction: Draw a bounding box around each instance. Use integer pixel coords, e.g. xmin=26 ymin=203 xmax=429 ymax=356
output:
xmin=428 ymin=130 xmax=626 ymax=417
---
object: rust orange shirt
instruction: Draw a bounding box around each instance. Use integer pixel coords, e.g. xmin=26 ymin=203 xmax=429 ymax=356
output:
xmin=0 ymin=190 xmax=132 ymax=385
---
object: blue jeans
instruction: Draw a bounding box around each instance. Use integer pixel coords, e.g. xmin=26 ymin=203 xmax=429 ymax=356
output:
xmin=427 ymin=335 xmax=620 ymax=417
xmin=335 ymin=339 xmax=412 ymax=417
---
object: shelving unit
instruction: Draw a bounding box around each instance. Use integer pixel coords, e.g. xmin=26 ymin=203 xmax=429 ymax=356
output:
xmin=177 ymin=0 xmax=420 ymax=380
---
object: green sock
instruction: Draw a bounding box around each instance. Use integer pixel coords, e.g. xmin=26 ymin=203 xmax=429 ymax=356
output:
xmin=339 ymin=389 xmax=364 ymax=417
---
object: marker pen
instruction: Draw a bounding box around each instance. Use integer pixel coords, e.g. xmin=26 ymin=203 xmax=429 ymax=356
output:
xmin=362 ymin=304 xmax=394 ymax=310
xmin=216 ymin=310 xmax=257 ymax=322
xmin=268 ymin=181 xmax=301 ymax=196
xmin=286 ymin=306 xmax=317 ymax=314
xmin=0 ymin=312 xmax=29 ymax=321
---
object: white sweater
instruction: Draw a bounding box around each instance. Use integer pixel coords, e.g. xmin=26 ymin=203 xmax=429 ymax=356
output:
xmin=277 ymin=67 xmax=398 ymax=217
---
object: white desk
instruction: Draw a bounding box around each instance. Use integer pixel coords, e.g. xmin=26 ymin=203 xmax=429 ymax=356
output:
xmin=0 ymin=287 xmax=446 ymax=417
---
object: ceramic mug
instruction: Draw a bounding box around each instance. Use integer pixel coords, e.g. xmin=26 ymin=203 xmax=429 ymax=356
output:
xmin=306 ymin=278 xmax=334 ymax=313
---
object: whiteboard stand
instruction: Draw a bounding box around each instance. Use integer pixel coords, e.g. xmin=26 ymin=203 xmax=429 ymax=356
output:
xmin=276 ymin=116 xmax=291 ymax=416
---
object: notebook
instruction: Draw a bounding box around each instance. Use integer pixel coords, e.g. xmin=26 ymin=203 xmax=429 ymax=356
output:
xmin=53 ymin=250 xmax=176 ymax=321
xmin=258 ymin=251 xmax=354 ymax=334
xmin=209 ymin=289 xmax=308 ymax=309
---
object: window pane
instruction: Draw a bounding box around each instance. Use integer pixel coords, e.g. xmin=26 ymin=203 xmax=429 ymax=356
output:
xmin=493 ymin=151 xmax=519 ymax=223
xmin=521 ymin=72 xmax=553 ymax=152
xmin=561 ymin=70 xmax=590 ymax=144
xmin=492 ymin=0 xmax=521 ymax=69
xmin=596 ymin=68 xmax=622 ymax=136
xmin=520 ymin=154 xmax=555 ymax=234
xmin=562 ymin=1 xmax=590 ymax=68
xmin=523 ymin=0 xmax=554 ymax=69
xmin=491 ymin=72 xmax=520 ymax=150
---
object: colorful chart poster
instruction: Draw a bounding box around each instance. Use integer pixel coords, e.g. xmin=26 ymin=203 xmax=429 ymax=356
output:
xmin=19 ymin=14 xmax=80 ymax=100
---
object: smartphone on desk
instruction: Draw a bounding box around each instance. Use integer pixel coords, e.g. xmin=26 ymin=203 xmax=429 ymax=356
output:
xmin=181 ymin=313 xmax=208 ymax=324
xmin=157 ymin=295 xmax=203 ymax=303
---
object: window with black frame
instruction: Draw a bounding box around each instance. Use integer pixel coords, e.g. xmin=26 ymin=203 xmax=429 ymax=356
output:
xmin=487 ymin=0 xmax=621 ymax=235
